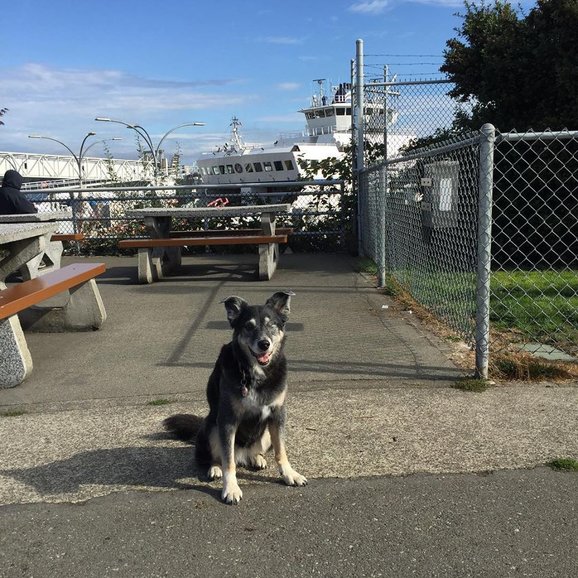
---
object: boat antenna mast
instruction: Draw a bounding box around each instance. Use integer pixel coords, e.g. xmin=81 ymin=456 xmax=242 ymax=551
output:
xmin=312 ymin=78 xmax=327 ymax=106
xmin=228 ymin=116 xmax=245 ymax=152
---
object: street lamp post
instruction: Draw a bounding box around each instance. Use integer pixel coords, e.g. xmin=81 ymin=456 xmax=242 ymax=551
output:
xmin=28 ymin=133 xmax=122 ymax=187
xmin=28 ymin=133 xmax=122 ymax=232
xmin=95 ymin=118 xmax=205 ymax=183
xmin=29 ymin=132 xmax=97 ymax=188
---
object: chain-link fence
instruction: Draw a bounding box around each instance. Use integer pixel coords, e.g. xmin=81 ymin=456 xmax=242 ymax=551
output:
xmin=25 ymin=180 xmax=348 ymax=253
xmin=362 ymin=79 xmax=456 ymax=163
xmin=358 ymin=126 xmax=578 ymax=377
xmin=359 ymin=130 xmax=490 ymax=374
xmin=491 ymin=130 xmax=578 ymax=363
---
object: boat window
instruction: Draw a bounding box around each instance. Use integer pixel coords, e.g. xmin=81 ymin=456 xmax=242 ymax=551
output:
xmin=226 ymin=165 xmax=234 ymax=174
xmin=254 ymin=162 xmax=263 ymax=172
xmin=284 ymin=160 xmax=294 ymax=171
xmin=219 ymin=165 xmax=225 ymax=174
xmin=274 ymin=161 xmax=284 ymax=171
xmin=234 ymin=163 xmax=243 ymax=173
xmin=336 ymin=108 xmax=345 ymax=116
xmin=314 ymin=110 xmax=324 ymax=118
xmin=245 ymin=163 xmax=254 ymax=173
xmin=305 ymin=112 xmax=315 ymax=120
xmin=211 ymin=166 xmax=220 ymax=175
xmin=263 ymin=162 xmax=273 ymax=172
xmin=325 ymin=109 xmax=334 ymax=117
xmin=346 ymin=108 xmax=351 ymax=115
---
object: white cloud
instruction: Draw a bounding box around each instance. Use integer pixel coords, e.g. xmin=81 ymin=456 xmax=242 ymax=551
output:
xmin=349 ymin=1 xmax=390 ymax=14
xmin=349 ymin=0 xmax=469 ymax=13
xmin=276 ymin=82 xmax=301 ymax=91
xmin=0 ymin=63 xmax=256 ymax=162
xmin=260 ymin=36 xmax=303 ymax=45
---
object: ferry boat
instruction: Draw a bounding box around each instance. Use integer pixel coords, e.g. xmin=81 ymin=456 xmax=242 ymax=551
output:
xmin=196 ymin=80 xmax=412 ymax=186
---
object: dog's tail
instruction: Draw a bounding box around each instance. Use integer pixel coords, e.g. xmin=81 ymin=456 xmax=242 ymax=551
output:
xmin=163 ymin=414 xmax=203 ymax=442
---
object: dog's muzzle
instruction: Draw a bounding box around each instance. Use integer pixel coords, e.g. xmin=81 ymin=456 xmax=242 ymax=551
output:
xmin=253 ymin=339 xmax=272 ymax=365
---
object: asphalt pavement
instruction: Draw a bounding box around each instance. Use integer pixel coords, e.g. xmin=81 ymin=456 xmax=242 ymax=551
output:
xmin=0 ymin=253 xmax=576 ymax=577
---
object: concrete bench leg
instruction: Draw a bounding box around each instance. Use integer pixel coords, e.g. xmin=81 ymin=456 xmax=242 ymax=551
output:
xmin=19 ymin=279 xmax=107 ymax=332
xmin=0 ymin=317 xmax=33 ymax=388
xmin=258 ymin=212 xmax=280 ymax=280
xmin=258 ymin=243 xmax=279 ymax=280
xmin=137 ymin=248 xmax=156 ymax=284
xmin=137 ymin=247 xmax=181 ymax=283
xmin=0 ymin=237 xmax=45 ymax=281
xmin=21 ymin=240 xmax=64 ymax=280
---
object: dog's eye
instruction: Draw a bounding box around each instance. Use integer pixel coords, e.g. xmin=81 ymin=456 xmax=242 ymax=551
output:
xmin=244 ymin=320 xmax=256 ymax=330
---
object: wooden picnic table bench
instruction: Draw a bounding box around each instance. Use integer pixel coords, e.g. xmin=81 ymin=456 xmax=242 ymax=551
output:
xmin=51 ymin=232 xmax=85 ymax=242
xmin=0 ymin=262 xmax=107 ymax=388
xmin=122 ymin=204 xmax=292 ymax=283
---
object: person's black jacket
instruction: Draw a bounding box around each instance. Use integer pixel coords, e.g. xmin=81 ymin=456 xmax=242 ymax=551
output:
xmin=0 ymin=170 xmax=37 ymax=214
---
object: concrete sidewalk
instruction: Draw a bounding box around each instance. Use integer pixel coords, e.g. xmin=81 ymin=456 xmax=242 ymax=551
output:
xmin=0 ymin=252 xmax=576 ymax=507
xmin=0 ymin=253 xmax=576 ymax=577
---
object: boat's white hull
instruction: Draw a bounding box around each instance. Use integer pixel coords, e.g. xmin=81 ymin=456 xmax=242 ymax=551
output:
xmin=197 ymin=142 xmax=344 ymax=185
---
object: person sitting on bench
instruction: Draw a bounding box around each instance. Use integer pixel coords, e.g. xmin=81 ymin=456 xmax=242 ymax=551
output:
xmin=0 ymin=170 xmax=37 ymax=215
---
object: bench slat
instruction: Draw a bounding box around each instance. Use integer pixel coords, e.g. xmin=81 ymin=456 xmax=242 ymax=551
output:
xmin=0 ymin=263 xmax=106 ymax=319
xmin=118 ymin=234 xmax=288 ymax=249
xmin=51 ymin=233 xmax=85 ymax=242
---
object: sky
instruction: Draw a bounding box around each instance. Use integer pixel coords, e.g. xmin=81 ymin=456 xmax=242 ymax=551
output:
xmin=0 ymin=0 xmax=537 ymax=166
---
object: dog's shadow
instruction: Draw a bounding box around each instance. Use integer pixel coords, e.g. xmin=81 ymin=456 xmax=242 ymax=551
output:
xmin=1 ymin=436 xmax=283 ymax=503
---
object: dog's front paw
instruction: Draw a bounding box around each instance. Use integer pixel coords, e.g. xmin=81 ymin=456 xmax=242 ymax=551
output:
xmin=281 ymin=466 xmax=308 ymax=487
xmin=208 ymin=465 xmax=222 ymax=480
xmin=250 ymin=454 xmax=268 ymax=470
xmin=222 ymin=480 xmax=243 ymax=505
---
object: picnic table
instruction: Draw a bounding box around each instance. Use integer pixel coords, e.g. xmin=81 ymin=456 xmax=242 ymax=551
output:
xmin=122 ymin=204 xmax=292 ymax=283
xmin=0 ymin=221 xmax=59 ymax=286
xmin=0 ymin=210 xmax=72 ymax=279
xmin=0 ymin=220 xmax=106 ymax=388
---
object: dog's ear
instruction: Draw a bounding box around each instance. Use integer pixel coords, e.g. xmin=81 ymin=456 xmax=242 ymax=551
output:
xmin=221 ymin=296 xmax=247 ymax=327
xmin=266 ymin=290 xmax=295 ymax=322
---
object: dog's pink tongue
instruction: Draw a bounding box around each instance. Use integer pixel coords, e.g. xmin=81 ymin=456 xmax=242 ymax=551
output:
xmin=258 ymin=352 xmax=271 ymax=364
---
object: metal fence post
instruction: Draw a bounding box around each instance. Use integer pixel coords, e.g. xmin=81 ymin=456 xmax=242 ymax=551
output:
xmin=475 ymin=123 xmax=495 ymax=379
xmin=378 ymin=164 xmax=387 ymax=287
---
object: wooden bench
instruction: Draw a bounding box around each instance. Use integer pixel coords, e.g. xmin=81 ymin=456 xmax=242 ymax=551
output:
xmin=0 ymin=263 xmax=107 ymax=388
xmin=118 ymin=233 xmax=290 ymax=284
xmin=51 ymin=233 xmax=85 ymax=242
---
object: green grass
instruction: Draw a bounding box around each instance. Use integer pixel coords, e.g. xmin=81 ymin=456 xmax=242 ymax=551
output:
xmin=451 ymin=378 xmax=491 ymax=392
xmin=357 ymin=257 xmax=378 ymax=275
xmin=0 ymin=409 xmax=27 ymax=417
xmin=547 ymin=458 xmax=578 ymax=472
xmin=491 ymin=270 xmax=578 ymax=349
xmin=146 ymin=399 xmax=172 ymax=406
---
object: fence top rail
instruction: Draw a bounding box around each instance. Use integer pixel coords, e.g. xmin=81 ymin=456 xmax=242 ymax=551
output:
xmin=22 ymin=179 xmax=344 ymax=195
xmin=361 ymin=133 xmax=482 ymax=172
xmin=497 ymin=130 xmax=578 ymax=142
xmin=361 ymin=79 xmax=453 ymax=88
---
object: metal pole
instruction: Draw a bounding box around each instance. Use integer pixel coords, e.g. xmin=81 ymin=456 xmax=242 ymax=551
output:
xmin=475 ymin=123 xmax=496 ymax=379
xmin=355 ymin=39 xmax=367 ymax=262
xmin=355 ymin=39 xmax=364 ymax=173
xmin=378 ymin=65 xmax=389 ymax=287
xmin=351 ymin=57 xmax=363 ymax=257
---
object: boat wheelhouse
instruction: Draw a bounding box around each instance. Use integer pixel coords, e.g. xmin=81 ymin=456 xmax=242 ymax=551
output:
xmin=196 ymin=80 xmax=409 ymax=186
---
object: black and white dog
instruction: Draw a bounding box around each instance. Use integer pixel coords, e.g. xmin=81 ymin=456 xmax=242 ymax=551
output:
xmin=164 ymin=291 xmax=306 ymax=504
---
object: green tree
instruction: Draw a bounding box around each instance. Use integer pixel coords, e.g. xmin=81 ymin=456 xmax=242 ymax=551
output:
xmin=441 ymin=0 xmax=578 ymax=131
